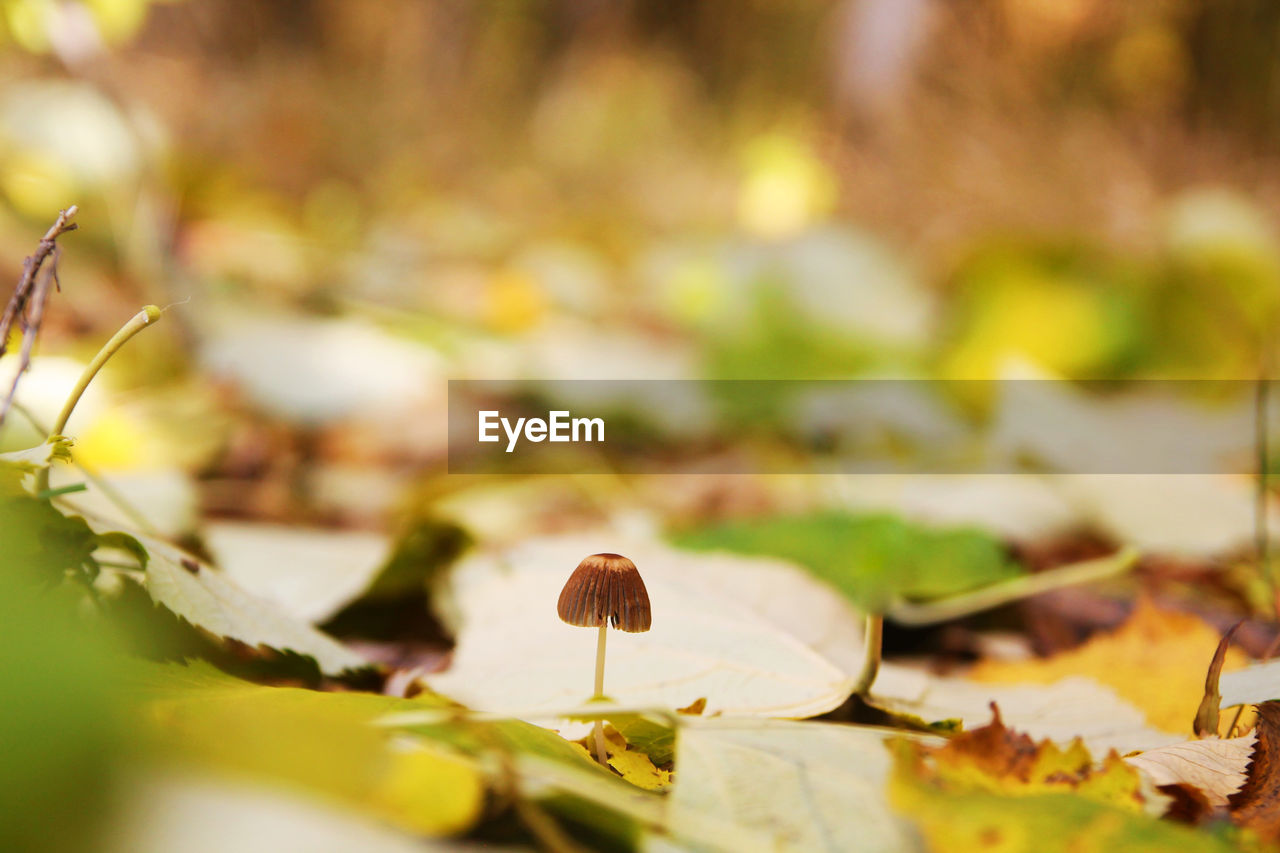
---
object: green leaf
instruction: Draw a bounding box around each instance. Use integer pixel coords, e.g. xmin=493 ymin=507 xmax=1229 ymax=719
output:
xmin=83 ymin=516 xmax=369 ymax=675
xmin=671 ymin=511 xmax=1023 ymax=613
xmin=611 ymin=714 xmax=676 ymax=766
xmin=0 ymin=517 xmax=128 ymax=853
xmin=0 ymin=461 xmax=99 ymax=581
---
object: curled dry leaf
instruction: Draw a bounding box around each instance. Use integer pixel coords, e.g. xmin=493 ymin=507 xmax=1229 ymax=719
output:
xmin=1124 ymin=734 xmax=1255 ymax=809
xmin=1229 ymin=702 xmax=1280 ymax=841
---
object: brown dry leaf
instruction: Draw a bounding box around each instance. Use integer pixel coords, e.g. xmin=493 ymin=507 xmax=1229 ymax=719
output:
xmin=1229 ymin=702 xmax=1280 ymax=841
xmin=921 ymin=704 xmax=1149 ymax=812
xmin=971 ymin=598 xmax=1248 ymax=735
xmin=1125 ymin=734 xmax=1255 ymax=808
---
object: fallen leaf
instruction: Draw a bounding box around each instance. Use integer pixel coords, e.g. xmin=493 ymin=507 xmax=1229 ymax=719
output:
xmin=1125 ymin=734 xmax=1255 ymax=808
xmin=1229 ymin=702 xmax=1280 ymax=841
xmin=609 ymin=714 xmax=676 ymax=767
xmin=200 ymin=313 xmax=446 ymax=427
xmin=890 ymin=700 xmax=1236 ymax=852
xmin=913 ymin=705 xmax=1150 ymax=812
xmin=89 ymin=518 xmax=368 ymax=675
xmin=129 ymin=662 xmax=481 ymax=837
xmin=602 ymin=727 xmax=671 ymax=791
xmin=425 ymin=533 xmax=854 ymax=723
xmin=872 ymin=667 xmax=1180 ymax=755
xmin=830 ymin=474 xmax=1078 ymax=542
xmin=205 ymin=521 xmax=393 ymax=624
xmin=670 ymin=510 xmax=1023 ymax=613
xmin=970 ymin=598 xmax=1248 ymax=735
xmin=107 ymin=771 xmax=497 ymax=853
xmin=1220 ymin=659 xmax=1280 ymax=709
xmin=669 ymin=717 xmax=920 ymax=853
xmin=892 ymin=757 xmax=1234 ymax=853
xmin=1062 ymin=475 xmax=1280 ymax=558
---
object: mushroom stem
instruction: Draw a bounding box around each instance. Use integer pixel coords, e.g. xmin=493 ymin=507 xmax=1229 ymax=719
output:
xmin=592 ymin=622 xmax=608 ymax=764
xmin=853 ymin=613 xmax=883 ymax=697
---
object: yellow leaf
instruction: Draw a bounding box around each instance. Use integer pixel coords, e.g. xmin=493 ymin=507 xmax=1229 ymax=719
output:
xmin=890 ymin=711 xmax=1232 ymax=853
xmin=372 ymin=744 xmax=485 ymax=836
xmin=135 ymin=663 xmax=483 ymax=838
xmin=603 ymin=728 xmax=671 ymax=791
xmin=970 ymin=598 xmax=1247 ymax=735
xmin=924 ymin=705 xmax=1149 ymax=812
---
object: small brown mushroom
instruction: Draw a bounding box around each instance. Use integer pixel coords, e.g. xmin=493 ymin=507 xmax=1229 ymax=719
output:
xmin=557 ymin=553 xmax=651 ymax=764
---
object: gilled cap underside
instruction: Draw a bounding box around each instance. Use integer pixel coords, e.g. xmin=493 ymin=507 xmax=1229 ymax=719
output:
xmin=557 ymin=553 xmax=652 ymax=633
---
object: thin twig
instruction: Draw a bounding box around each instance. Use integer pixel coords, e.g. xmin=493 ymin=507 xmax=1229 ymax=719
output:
xmin=0 ymin=205 xmax=79 ymax=427
xmin=0 ymin=252 xmax=58 ymax=425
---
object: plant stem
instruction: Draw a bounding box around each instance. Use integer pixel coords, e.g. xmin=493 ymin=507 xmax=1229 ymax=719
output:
xmin=37 ymin=305 xmax=161 ymax=493
xmin=885 ymin=547 xmax=1138 ymax=627
xmin=1257 ymin=374 xmax=1276 ymax=617
xmin=853 ymin=613 xmax=883 ymax=696
xmin=592 ymin=622 xmax=608 ymax=764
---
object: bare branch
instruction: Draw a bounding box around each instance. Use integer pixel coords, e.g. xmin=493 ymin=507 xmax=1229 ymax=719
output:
xmin=0 ymin=206 xmax=79 ymax=428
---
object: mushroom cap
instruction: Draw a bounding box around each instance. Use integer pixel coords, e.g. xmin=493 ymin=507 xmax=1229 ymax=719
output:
xmin=557 ymin=553 xmax=651 ymax=633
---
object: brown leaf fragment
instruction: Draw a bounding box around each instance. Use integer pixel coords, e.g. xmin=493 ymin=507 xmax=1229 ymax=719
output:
xmin=1194 ymin=622 xmax=1241 ymax=737
xmin=1124 ymin=733 xmax=1254 ymax=808
xmin=1229 ymin=702 xmax=1280 ymax=841
xmin=941 ymin=702 xmax=1040 ymax=782
xmin=677 ymin=697 xmax=707 ymax=715
xmin=1158 ymin=783 xmax=1215 ymax=825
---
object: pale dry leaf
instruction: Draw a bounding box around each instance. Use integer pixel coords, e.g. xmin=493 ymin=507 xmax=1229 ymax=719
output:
xmin=107 ymin=772 xmax=497 ymax=853
xmin=200 ymin=313 xmax=446 ymax=427
xmin=829 ymin=474 xmax=1078 ymax=542
xmin=1124 ymin=734 xmax=1256 ymax=807
xmin=669 ymin=717 xmax=922 ymax=853
xmin=872 ymin=668 xmax=1181 ymax=755
xmin=425 ymin=533 xmax=855 ymax=723
xmin=1061 ymin=475 xmax=1280 ymax=558
xmin=205 ymin=521 xmax=392 ymax=624
xmin=1220 ymin=660 xmax=1280 ymax=709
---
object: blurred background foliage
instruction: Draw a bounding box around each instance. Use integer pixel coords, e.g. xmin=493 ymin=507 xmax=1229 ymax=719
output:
xmin=2 ymin=0 xmax=1280 ymax=513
